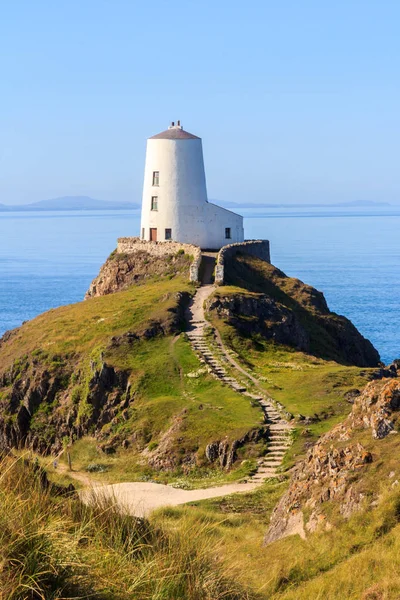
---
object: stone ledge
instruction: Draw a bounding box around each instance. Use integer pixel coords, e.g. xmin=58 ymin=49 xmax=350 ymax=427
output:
xmin=117 ymin=237 xmax=202 ymax=282
xmin=215 ymin=240 xmax=270 ymax=285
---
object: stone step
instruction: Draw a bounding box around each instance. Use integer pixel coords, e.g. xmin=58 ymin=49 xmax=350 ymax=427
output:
xmin=254 ymin=467 xmax=279 ymax=473
xmin=269 ymin=426 xmax=292 ymax=432
xmin=264 ymin=455 xmax=285 ymax=461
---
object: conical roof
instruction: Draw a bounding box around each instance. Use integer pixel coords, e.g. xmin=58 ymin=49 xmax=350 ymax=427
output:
xmin=149 ymin=124 xmax=199 ymax=140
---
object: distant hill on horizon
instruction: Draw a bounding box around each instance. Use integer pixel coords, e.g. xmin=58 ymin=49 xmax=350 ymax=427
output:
xmin=216 ymin=199 xmax=393 ymax=208
xmin=0 ymin=196 xmax=140 ymax=211
xmin=0 ymin=196 xmax=394 ymax=212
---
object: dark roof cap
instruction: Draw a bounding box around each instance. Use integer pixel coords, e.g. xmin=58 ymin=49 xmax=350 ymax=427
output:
xmin=149 ymin=124 xmax=200 ymax=140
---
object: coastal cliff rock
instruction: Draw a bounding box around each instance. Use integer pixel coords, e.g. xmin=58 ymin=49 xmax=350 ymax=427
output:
xmin=204 ymin=426 xmax=270 ymax=469
xmin=264 ymin=379 xmax=400 ymax=544
xmin=85 ymin=248 xmax=191 ymax=298
xmin=0 ymin=293 xmax=189 ymax=455
xmin=213 ymin=253 xmax=380 ymax=367
xmin=207 ymin=293 xmax=310 ymax=351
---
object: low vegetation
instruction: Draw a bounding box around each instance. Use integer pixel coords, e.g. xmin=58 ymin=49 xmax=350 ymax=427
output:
xmin=1 ymin=250 xmax=397 ymax=598
xmin=0 ymin=455 xmax=253 ymax=599
xmin=0 ymin=272 xmax=264 ymax=485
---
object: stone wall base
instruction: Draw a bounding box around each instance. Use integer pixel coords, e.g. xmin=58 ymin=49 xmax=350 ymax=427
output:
xmin=215 ymin=240 xmax=271 ymax=285
xmin=117 ymin=237 xmax=202 ymax=283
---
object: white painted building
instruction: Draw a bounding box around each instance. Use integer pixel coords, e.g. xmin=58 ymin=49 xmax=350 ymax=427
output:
xmin=140 ymin=122 xmax=244 ymax=250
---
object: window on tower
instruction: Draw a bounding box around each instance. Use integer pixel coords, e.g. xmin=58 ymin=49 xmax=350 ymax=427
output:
xmin=141 ymin=227 xmax=145 ymax=239
xmin=151 ymin=196 xmax=158 ymax=211
xmin=165 ymin=228 xmax=172 ymax=240
xmin=152 ymin=171 xmax=159 ymax=186
xmin=225 ymin=227 xmax=231 ymax=239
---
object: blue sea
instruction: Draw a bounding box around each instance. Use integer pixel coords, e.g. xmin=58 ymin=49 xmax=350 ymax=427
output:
xmin=0 ymin=208 xmax=399 ymax=364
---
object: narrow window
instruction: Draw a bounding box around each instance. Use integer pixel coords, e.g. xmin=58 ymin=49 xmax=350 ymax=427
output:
xmin=141 ymin=227 xmax=145 ymax=239
xmin=225 ymin=227 xmax=231 ymax=239
xmin=165 ymin=228 xmax=172 ymax=240
xmin=152 ymin=171 xmax=159 ymax=186
xmin=151 ymin=196 xmax=158 ymax=211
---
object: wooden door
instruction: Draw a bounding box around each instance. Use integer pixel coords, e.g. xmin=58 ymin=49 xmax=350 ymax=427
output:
xmin=150 ymin=228 xmax=157 ymax=242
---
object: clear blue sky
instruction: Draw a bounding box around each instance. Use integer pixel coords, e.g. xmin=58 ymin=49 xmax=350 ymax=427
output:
xmin=1 ymin=0 xmax=399 ymax=205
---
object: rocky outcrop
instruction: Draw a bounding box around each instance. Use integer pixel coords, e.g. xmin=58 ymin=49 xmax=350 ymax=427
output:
xmin=0 ymin=356 xmax=131 ymax=454
xmin=85 ymin=248 xmax=192 ymax=298
xmin=264 ymin=379 xmax=400 ymax=544
xmin=214 ymin=254 xmax=380 ymax=367
xmin=205 ymin=426 xmax=270 ymax=469
xmin=207 ymin=293 xmax=309 ymax=351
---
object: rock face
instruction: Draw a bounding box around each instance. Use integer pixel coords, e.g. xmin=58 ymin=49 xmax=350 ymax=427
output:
xmin=207 ymin=293 xmax=309 ymax=351
xmin=205 ymin=426 xmax=270 ymax=470
xmin=214 ymin=254 xmax=380 ymax=367
xmin=0 ymin=295 xmax=188 ymax=455
xmin=85 ymin=248 xmax=192 ymax=298
xmin=264 ymin=379 xmax=400 ymax=544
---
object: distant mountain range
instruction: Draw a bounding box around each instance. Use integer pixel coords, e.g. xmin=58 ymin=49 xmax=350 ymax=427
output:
xmin=0 ymin=196 xmax=140 ymax=211
xmin=0 ymin=196 xmax=393 ymax=212
xmin=216 ymin=199 xmax=392 ymax=208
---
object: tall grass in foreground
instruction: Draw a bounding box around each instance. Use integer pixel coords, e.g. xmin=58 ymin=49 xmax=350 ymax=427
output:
xmin=0 ymin=455 xmax=254 ymax=600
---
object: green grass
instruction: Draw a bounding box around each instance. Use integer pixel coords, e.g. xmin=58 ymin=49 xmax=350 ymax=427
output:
xmin=0 ymin=271 xmax=267 ymax=483
xmin=23 ymin=333 xmax=265 ymax=487
xmin=0 ymin=455 xmax=254 ymax=599
xmin=208 ymin=315 xmax=375 ymax=463
xmin=0 ymin=276 xmax=193 ymax=369
xmin=71 ymin=339 xmax=263 ymax=485
xmin=219 ymin=253 xmax=379 ymax=366
xmin=154 ymin=429 xmax=400 ymax=599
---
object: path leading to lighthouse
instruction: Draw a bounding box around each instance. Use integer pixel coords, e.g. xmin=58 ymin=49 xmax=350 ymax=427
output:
xmin=79 ymin=254 xmax=292 ymax=517
xmin=185 ymin=260 xmax=292 ymax=483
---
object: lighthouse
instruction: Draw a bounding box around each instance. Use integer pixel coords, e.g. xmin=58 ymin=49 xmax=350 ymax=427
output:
xmin=140 ymin=121 xmax=244 ymax=250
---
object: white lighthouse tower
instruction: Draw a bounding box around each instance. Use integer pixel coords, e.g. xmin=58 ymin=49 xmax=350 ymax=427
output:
xmin=140 ymin=121 xmax=244 ymax=250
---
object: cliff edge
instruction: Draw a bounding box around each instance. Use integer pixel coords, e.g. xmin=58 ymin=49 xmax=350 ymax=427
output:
xmin=209 ymin=253 xmax=380 ymax=367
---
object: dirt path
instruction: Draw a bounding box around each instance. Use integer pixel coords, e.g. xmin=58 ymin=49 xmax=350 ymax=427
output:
xmin=80 ymin=480 xmax=260 ymax=518
xmin=56 ymin=461 xmax=100 ymax=487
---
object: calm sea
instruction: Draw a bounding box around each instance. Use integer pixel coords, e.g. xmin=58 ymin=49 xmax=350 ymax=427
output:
xmin=0 ymin=208 xmax=399 ymax=364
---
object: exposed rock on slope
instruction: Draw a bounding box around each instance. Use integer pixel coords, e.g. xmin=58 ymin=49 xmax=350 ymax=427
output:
xmin=86 ymin=249 xmax=191 ymax=298
xmin=0 ymin=300 xmax=187 ymax=454
xmin=213 ymin=253 xmax=380 ymax=367
xmin=208 ymin=293 xmax=309 ymax=352
xmin=265 ymin=378 xmax=400 ymax=544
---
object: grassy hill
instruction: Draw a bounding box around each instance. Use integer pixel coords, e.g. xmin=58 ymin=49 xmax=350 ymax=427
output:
xmin=0 ymin=266 xmax=264 ymax=486
xmin=1 ymin=248 xmax=397 ymax=598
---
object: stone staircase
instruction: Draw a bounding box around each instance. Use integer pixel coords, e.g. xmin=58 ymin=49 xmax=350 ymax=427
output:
xmin=186 ymin=280 xmax=292 ymax=482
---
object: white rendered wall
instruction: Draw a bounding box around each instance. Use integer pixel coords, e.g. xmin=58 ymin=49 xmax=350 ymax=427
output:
xmin=140 ymin=137 xmax=244 ymax=250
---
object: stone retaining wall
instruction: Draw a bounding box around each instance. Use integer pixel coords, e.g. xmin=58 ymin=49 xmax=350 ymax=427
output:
xmin=117 ymin=237 xmax=202 ymax=282
xmin=215 ymin=240 xmax=270 ymax=285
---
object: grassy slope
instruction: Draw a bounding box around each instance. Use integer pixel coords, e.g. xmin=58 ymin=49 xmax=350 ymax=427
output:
xmin=155 ymin=425 xmax=400 ymax=599
xmin=4 ymin=253 xmax=396 ymax=597
xmin=209 ymin=319 xmax=374 ymax=463
xmin=0 ymin=456 xmax=253 ymax=600
xmin=1 ymin=274 xmax=264 ymax=485
xmin=50 ymin=334 xmax=263 ymax=487
xmin=0 ymin=276 xmax=190 ymax=368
